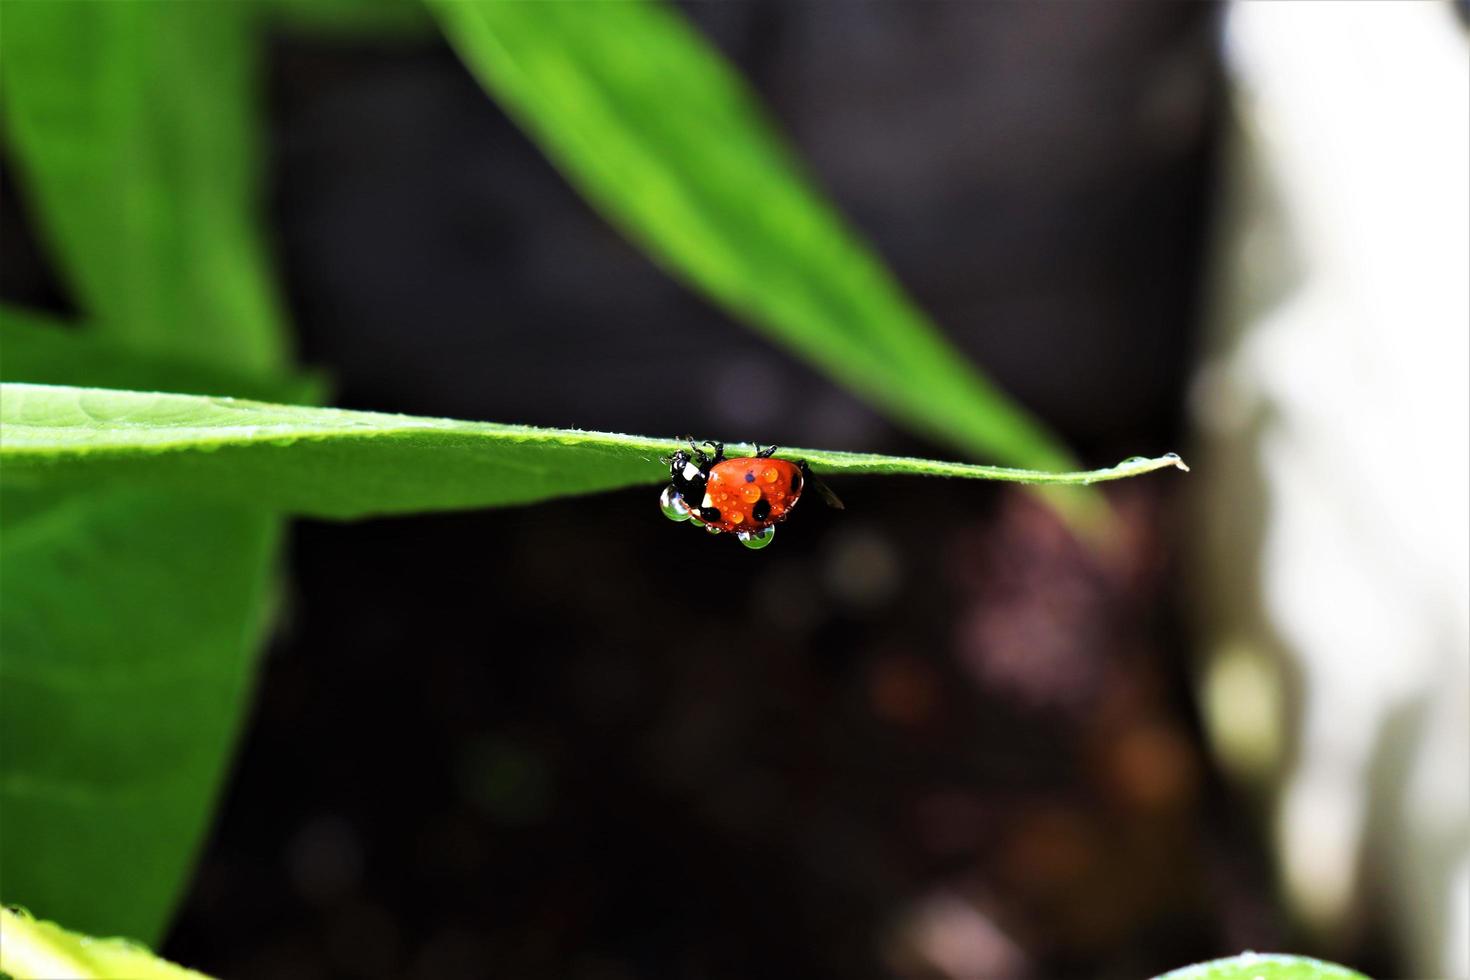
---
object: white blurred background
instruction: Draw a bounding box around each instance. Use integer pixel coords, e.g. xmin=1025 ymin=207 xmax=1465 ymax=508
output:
xmin=1195 ymin=3 xmax=1469 ymax=976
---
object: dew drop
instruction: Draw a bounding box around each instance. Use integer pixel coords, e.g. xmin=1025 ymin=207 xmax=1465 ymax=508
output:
xmin=705 ymin=524 xmax=722 ymax=534
xmin=761 ymin=466 xmax=779 ymax=484
xmin=728 ymin=511 xmax=744 ymax=525
xmin=738 ymin=525 xmax=775 ymax=550
xmin=689 ymin=515 xmax=706 ymax=528
xmin=659 ymin=486 xmax=691 ymax=522
xmin=741 ymin=485 xmax=762 ymax=504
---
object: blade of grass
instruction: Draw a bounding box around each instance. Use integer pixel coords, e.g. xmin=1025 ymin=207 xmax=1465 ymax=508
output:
xmin=1 ymin=383 xmax=1187 ymax=520
xmin=428 ymin=0 xmax=1074 ymax=472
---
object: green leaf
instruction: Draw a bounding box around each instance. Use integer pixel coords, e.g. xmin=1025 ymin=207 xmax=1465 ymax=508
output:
xmin=428 ymin=0 xmax=1074 ymax=472
xmin=1152 ymin=953 xmax=1371 ymax=980
xmin=0 ymin=906 xmax=214 ymax=980
xmin=0 ymin=487 xmax=281 ymax=944
xmin=0 ymin=383 xmax=1187 ymax=521
xmin=0 ymin=0 xmax=287 ymax=373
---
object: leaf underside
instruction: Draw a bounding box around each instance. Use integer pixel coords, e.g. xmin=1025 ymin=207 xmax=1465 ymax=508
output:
xmin=1 ymin=383 xmax=1187 ymax=521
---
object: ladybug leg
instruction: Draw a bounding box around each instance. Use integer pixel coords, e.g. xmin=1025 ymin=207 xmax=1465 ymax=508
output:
xmin=703 ymin=440 xmax=726 ymax=464
xmin=755 ymin=444 xmax=780 ymax=459
xmin=799 ymin=460 xmax=846 ymax=510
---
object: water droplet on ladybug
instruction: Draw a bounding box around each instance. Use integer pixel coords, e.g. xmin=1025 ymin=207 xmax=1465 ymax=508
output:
xmin=761 ymin=466 xmax=779 ymax=484
xmin=738 ymin=525 xmax=775 ymax=550
xmin=689 ymin=514 xmax=706 ymax=528
xmin=659 ymin=486 xmax=691 ymax=522
xmin=741 ymin=485 xmax=761 ymax=504
xmin=705 ymin=523 xmax=722 ymax=534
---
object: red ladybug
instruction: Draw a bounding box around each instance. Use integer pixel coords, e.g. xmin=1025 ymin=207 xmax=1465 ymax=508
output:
xmin=659 ymin=440 xmax=842 ymax=549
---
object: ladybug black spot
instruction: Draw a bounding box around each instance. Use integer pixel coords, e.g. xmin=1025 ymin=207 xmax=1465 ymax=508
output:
xmin=752 ymin=498 xmax=771 ymax=522
xmin=744 ymin=471 xmax=755 ymax=483
xmin=702 ymin=507 xmax=722 ymax=523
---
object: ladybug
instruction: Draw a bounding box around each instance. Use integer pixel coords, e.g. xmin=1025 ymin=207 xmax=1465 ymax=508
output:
xmin=659 ymin=439 xmax=843 ymax=549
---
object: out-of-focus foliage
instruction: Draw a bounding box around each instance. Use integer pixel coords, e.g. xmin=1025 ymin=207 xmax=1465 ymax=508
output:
xmin=429 ymin=0 xmax=1075 ymax=472
xmin=0 ymin=307 xmax=315 ymax=403
xmin=0 ymin=1 xmax=287 ymax=372
xmin=0 ymin=2 xmax=295 ymax=944
xmin=0 ymin=906 xmax=214 ymax=980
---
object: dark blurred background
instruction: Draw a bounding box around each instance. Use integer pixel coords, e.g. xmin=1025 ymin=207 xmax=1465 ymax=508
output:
xmin=4 ymin=3 xmax=1384 ymax=978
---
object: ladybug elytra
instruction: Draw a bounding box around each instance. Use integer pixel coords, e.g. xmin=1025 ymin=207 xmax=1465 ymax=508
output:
xmin=659 ymin=439 xmax=842 ymax=549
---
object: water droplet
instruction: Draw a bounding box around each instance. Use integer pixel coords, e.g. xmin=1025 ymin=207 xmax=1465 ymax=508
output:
xmin=741 ymin=485 xmax=762 ymax=504
xmin=761 ymin=467 xmax=779 ymax=484
xmin=1121 ymin=456 xmax=1148 ymax=466
xmin=659 ymin=486 xmax=691 ymax=522
xmin=738 ymin=525 xmax=775 ymax=550
xmin=689 ymin=515 xmax=706 ymax=528
xmin=728 ymin=511 xmax=744 ymax=525
xmin=705 ymin=524 xmax=722 ymax=534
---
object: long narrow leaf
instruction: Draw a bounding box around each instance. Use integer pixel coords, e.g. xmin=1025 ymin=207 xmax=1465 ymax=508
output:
xmin=429 ymin=0 xmax=1074 ymax=471
xmin=1 ymin=383 xmax=1186 ymax=520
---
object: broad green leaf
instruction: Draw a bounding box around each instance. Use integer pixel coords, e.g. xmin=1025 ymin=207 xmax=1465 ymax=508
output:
xmin=0 ymin=305 xmax=319 ymax=405
xmin=1 ymin=3 xmax=295 ymax=945
xmin=0 ymin=383 xmax=1187 ymax=521
xmin=0 ymin=487 xmax=281 ymax=944
xmin=1152 ymin=953 xmax=1371 ymax=980
xmin=0 ymin=906 xmax=214 ymax=980
xmin=429 ymin=0 xmax=1074 ymax=472
xmin=0 ymin=0 xmax=287 ymax=373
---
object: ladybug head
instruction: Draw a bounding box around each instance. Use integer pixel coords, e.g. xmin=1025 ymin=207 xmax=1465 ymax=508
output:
xmin=667 ymin=448 xmax=708 ymax=502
